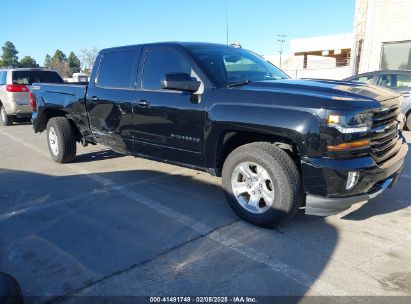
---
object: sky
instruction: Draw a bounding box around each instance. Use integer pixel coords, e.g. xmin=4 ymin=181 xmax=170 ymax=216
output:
xmin=0 ymin=0 xmax=355 ymax=65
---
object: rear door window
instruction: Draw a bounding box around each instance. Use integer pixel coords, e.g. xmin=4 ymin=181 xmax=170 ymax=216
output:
xmin=397 ymin=74 xmax=411 ymax=88
xmin=96 ymin=51 xmax=137 ymax=89
xmin=12 ymin=70 xmax=63 ymax=85
xmin=377 ymin=74 xmax=396 ymax=87
xmin=378 ymin=73 xmax=411 ymax=88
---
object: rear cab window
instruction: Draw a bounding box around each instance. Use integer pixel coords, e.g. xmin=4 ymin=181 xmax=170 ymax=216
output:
xmin=12 ymin=70 xmax=63 ymax=85
xmin=96 ymin=50 xmax=137 ymax=89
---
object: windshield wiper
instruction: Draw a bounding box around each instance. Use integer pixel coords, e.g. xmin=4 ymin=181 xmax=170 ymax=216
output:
xmin=227 ymin=80 xmax=252 ymax=88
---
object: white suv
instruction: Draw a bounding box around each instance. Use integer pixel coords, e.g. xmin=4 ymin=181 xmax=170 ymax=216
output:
xmin=0 ymin=68 xmax=63 ymax=126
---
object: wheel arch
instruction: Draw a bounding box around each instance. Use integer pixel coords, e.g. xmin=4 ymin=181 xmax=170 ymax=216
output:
xmin=213 ymin=129 xmax=301 ymax=177
xmin=206 ymin=103 xmax=322 ymax=176
xmin=43 ymin=109 xmax=82 ymax=142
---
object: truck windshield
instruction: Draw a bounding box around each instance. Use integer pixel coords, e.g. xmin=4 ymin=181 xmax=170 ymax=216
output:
xmin=12 ymin=70 xmax=64 ymax=85
xmin=188 ymin=46 xmax=289 ymax=88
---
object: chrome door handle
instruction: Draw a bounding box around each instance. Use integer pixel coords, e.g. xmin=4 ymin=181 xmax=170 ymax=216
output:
xmin=90 ymin=96 xmax=99 ymax=102
xmin=137 ymin=100 xmax=150 ymax=107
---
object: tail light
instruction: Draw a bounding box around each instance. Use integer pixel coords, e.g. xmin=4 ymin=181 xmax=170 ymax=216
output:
xmin=29 ymin=92 xmax=37 ymax=111
xmin=6 ymin=84 xmax=29 ymax=92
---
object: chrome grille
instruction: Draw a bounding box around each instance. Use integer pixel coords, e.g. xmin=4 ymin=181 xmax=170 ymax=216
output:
xmin=371 ymin=105 xmax=401 ymax=164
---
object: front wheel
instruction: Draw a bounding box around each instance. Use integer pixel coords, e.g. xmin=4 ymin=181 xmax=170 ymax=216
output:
xmin=46 ymin=117 xmax=77 ymax=163
xmin=222 ymin=142 xmax=302 ymax=228
xmin=0 ymin=105 xmax=13 ymax=126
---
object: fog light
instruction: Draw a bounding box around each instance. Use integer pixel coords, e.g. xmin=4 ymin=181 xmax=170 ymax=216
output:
xmin=346 ymin=171 xmax=359 ymax=190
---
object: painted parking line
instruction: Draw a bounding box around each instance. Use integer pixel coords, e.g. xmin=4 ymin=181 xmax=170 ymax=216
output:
xmin=103 ymin=178 xmax=349 ymax=297
xmin=0 ymin=128 xmax=348 ymax=297
xmin=0 ymin=191 xmax=95 ymax=222
xmin=0 ymin=128 xmax=51 ymax=158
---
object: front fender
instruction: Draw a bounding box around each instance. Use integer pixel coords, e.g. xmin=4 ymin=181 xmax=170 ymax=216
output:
xmin=205 ymin=103 xmax=322 ymax=170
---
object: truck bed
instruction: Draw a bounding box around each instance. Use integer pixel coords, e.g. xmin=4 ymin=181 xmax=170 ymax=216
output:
xmin=31 ymin=82 xmax=89 ymax=134
xmin=32 ymin=82 xmax=88 ymax=100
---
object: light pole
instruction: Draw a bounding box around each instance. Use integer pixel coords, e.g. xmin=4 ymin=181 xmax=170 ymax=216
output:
xmin=277 ymin=34 xmax=286 ymax=68
xmin=226 ymin=4 xmax=229 ymax=45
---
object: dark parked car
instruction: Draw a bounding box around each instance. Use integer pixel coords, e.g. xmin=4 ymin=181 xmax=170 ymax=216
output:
xmin=344 ymin=70 xmax=411 ymax=130
xmin=30 ymin=42 xmax=408 ymax=227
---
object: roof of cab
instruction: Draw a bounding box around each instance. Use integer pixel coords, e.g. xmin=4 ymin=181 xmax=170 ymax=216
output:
xmin=100 ymin=42 xmax=233 ymax=53
xmin=0 ymin=67 xmax=56 ymax=72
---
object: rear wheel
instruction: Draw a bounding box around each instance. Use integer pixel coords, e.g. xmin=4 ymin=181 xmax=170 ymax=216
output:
xmin=46 ymin=117 xmax=77 ymax=163
xmin=222 ymin=142 xmax=302 ymax=228
xmin=0 ymin=105 xmax=13 ymax=126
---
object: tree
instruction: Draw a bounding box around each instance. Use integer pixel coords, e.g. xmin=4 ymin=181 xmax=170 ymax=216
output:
xmin=80 ymin=48 xmax=99 ymax=74
xmin=50 ymin=49 xmax=70 ymax=77
xmin=52 ymin=49 xmax=67 ymax=63
xmin=53 ymin=59 xmax=70 ymax=77
xmin=68 ymin=52 xmax=81 ymax=74
xmin=1 ymin=41 xmax=19 ymax=67
xmin=44 ymin=54 xmax=52 ymax=68
xmin=19 ymin=56 xmax=39 ymax=68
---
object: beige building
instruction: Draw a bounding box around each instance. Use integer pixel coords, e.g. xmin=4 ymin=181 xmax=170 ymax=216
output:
xmin=264 ymin=33 xmax=354 ymax=79
xmin=353 ymin=0 xmax=411 ymax=74
xmin=264 ymin=0 xmax=411 ymax=79
xmin=290 ymin=33 xmax=352 ymax=69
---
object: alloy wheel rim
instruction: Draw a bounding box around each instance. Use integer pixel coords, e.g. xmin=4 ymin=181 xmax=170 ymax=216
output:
xmin=48 ymin=127 xmax=59 ymax=156
xmin=1 ymin=107 xmax=6 ymax=122
xmin=231 ymin=162 xmax=275 ymax=214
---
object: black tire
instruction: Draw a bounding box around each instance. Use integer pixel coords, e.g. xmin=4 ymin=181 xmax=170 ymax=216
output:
xmin=222 ymin=142 xmax=302 ymax=228
xmin=46 ymin=117 xmax=77 ymax=163
xmin=0 ymin=105 xmax=13 ymax=126
xmin=0 ymin=272 xmax=24 ymax=304
xmin=406 ymin=112 xmax=411 ymax=131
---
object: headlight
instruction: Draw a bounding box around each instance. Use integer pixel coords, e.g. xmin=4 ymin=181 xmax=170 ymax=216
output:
xmin=327 ymin=113 xmax=373 ymax=134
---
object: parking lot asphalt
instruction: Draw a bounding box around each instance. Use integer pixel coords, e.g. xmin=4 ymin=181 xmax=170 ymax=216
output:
xmin=0 ymin=123 xmax=410 ymax=303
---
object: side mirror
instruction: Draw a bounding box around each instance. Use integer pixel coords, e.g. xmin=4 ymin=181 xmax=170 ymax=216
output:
xmin=161 ymin=73 xmax=201 ymax=93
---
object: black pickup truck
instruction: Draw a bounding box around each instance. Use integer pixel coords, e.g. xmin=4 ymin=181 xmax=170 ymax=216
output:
xmin=30 ymin=42 xmax=408 ymax=227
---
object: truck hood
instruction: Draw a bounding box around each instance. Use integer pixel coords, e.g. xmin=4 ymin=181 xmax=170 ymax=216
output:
xmin=235 ymin=79 xmax=400 ymax=103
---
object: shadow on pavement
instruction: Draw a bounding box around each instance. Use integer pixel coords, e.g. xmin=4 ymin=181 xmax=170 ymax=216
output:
xmin=341 ymin=189 xmax=411 ymax=221
xmin=11 ymin=118 xmax=31 ymax=125
xmin=0 ymin=168 xmax=338 ymax=302
xmin=342 ymin=148 xmax=410 ymax=221
xmin=73 ymin=149 xmax=123 ymax=163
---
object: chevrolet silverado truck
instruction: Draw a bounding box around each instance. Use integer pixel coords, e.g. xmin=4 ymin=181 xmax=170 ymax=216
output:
xmin=30 ymin=42 xmax=408 ymax=227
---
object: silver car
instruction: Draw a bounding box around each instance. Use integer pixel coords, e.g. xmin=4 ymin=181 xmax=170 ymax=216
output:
xmin=344 ymin=70 xmax=411 ymax=130
xmin=0 ymin=68 xmax=63 ymax=126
